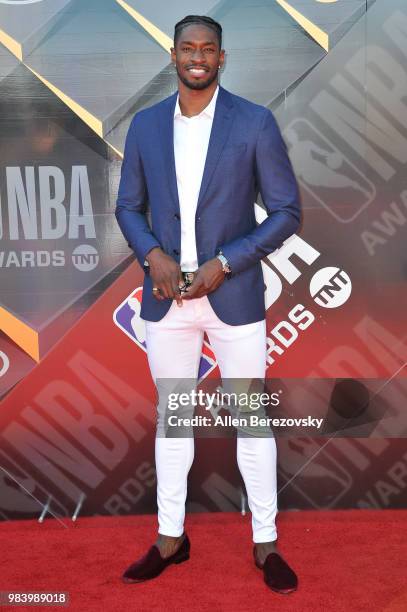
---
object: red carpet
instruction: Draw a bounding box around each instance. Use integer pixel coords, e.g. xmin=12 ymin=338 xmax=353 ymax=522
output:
xmin=1 ymin=510 xmax=406 ymax=611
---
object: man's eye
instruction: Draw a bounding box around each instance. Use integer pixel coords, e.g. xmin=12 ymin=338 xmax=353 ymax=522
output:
xmin=182 ymin=47 xmax=192 ymax=52
xmin=204 ymin=48 xmax=215 ymax=53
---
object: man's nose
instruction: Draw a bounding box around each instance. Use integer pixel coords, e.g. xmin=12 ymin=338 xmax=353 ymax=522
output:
xmin=191 ymin=48 xmax=205 ymax=62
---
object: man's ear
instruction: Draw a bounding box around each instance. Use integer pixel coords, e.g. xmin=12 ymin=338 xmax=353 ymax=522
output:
xmin=170 ymin=47 xmax=176 ymax=63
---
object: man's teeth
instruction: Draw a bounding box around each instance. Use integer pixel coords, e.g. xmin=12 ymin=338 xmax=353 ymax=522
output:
xmin=189 ymin=68 xmax=206 ymax=74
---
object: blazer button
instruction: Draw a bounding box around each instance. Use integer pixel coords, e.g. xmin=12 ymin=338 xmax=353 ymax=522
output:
xmin=173 ymin=249 xmax=179 ymax=255
xmin=174 ymin=213 xmax=180 ymax=220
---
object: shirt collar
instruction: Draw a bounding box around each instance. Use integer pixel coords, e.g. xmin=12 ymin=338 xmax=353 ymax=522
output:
xmin=174 ymin=85 xmax=219 ymax=120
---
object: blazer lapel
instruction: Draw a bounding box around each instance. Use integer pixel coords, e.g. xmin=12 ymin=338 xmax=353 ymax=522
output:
xmin=196 ymin=86 xmax=235 ymax=215
xmin=158 ymin=92 xmax=180 ymax=212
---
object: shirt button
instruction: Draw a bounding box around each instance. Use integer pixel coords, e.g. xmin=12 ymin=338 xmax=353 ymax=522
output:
xmin=174 ymin=213 xmax=180 ymax=220
xmin=173 ymin=249 xmax=179 ymax=255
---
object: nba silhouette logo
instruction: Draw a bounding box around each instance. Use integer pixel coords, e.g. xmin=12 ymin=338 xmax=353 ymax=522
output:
xmin=278 ymin=438 xmax=353 ymax=508
xmin=284 ymin=118 xmax=376 ymax=223
xmin=113 ymin=288 xmax=218 ymax=381
xmin=113 ymin=287 xmax=147 ymax=351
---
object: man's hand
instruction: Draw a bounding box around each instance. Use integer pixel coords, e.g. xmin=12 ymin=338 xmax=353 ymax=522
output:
xmin=146 ymin=248 xmax=184 ymax=306
xmin=183 ymin=258 xmax=225 ymax=300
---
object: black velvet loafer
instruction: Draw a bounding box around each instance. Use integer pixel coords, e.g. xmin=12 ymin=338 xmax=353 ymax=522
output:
xmin=122 ymin=535 xmax=190 ymax=583
xmin=254 ymin=548 xmax=298 ymax=594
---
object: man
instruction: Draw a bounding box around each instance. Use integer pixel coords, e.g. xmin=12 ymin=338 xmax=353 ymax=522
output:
xmin=115 ymin=15 xmax=301 ymax=594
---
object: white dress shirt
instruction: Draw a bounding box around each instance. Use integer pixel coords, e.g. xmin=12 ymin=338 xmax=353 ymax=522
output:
xmin=173 ymin=85 xmax=219 ymax=271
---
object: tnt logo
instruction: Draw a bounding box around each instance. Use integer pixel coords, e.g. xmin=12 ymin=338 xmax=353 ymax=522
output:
xmin=72 ymin=244 xmax=99 ymax=271
xmin=113 ymin=288 xmax=218 ymax=381
xmin=310 ymin=266 xmax=352 ymax=308
xmin=284 ymin=118 xmax=376 ymax=223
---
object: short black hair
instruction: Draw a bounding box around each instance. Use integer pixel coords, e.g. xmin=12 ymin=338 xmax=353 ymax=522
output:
xmin=174 ymin=15 xmax=222 ymax=49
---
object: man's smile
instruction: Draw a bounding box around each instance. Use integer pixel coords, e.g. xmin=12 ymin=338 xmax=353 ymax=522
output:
xmin=186 ymin=67 xmax=209 ymax=76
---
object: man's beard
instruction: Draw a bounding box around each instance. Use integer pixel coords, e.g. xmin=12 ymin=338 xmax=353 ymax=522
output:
xmin=176 ymin=65 xmax=219 ymax=91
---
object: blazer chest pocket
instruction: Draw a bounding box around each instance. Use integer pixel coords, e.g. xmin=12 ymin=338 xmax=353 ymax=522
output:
xmin=222 ymin=143 xmax=247 ymax=158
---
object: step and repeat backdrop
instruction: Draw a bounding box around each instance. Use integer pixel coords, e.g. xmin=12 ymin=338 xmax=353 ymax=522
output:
xmin=0 ymin=0 xmax=406 ymax=521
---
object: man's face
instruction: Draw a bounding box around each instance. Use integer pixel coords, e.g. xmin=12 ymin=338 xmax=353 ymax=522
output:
xmin=171 ymin=24 xmax=225 ymax=91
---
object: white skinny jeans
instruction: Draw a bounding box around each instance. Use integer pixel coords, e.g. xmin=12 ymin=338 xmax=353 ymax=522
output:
xmin=144 ymin=295 xmax=278 ymax=543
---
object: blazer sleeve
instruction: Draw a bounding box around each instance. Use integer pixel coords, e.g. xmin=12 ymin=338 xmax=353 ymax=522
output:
xmin=219 ymin=108 xmax=301 ymax=275
xmin=115 ymin=115 xmax=161 ymax=269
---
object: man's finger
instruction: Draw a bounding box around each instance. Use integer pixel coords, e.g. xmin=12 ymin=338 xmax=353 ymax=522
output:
xmin=152 ymin=286 xmax=164 ymax=300
xmin=159 ymin=282 xmax=171 ymax=299
xmin=172 ymin=280 xmax=183 ymax=307
xmin=183 ymin=281 xmax=203 ymax=300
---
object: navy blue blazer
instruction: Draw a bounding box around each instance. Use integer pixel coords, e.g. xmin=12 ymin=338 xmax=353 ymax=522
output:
xmin=115 ymin=85 xmax=301 ymax=325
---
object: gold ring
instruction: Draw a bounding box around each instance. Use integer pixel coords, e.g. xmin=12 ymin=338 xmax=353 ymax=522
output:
xmin=152 ymin=287 xmax=160 ymax=293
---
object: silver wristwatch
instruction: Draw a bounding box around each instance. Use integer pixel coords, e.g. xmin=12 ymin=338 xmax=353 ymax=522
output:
xmin=217 ymin=251 xmax=232 ymax=275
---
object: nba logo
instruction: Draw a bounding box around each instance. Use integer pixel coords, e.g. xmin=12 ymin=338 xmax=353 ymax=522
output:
xmin=284 ymin=118 xmax=376 ymax=223
xmin=113 ymin=288 xmax=218 ymax=381
xmin=278 ymin=438 xmax=353 ymax=508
